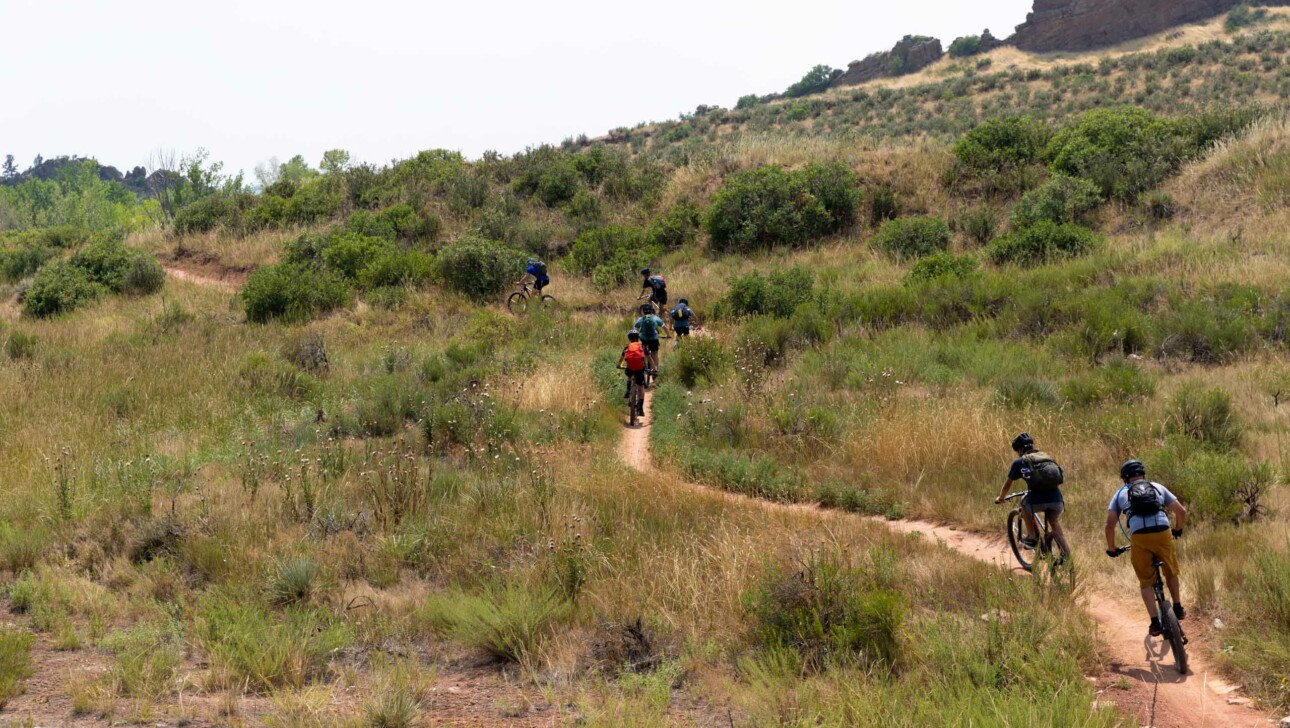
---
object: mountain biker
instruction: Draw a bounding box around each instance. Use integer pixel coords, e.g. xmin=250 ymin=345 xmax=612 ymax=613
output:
xmin=617 ymin=329 xmax=647 ymax=416
xmin=671 ymin=299 xmax=694 ymax=345
xmin=634 ymin=303 xmax=666 ymax=374
xmin=519 ymin=258 xmax=550 ymax=294
xmin=638 ymin=268 xmax=668 ymax=310
xmin=1105 ymin=459 xmax=1188 ymax=637
xmin=995 ymin=433 xmax=1070 ymax=560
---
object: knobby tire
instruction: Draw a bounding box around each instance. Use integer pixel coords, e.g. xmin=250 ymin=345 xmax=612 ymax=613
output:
xmin=1007 ymin=509 xmax=1033 ymax=572
xmin=507 ymin=292 xmax=528 ymax=315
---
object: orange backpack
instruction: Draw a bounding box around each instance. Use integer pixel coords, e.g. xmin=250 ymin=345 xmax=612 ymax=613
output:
xmin=623 ymin=342 xmax=646 ymax=371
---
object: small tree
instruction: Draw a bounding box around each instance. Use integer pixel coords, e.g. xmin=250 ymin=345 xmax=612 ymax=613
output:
xmin=785 ymin=65 xmax=840 ymax=98
xmin=1 ymin=155 xmax=17 ymax=182
xmin=320 ymin=150 xmax=351 ymax=175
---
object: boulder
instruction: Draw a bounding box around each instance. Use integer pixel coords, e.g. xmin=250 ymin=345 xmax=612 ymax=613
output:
xmin=837 ymin=35 xmax=943 ymax=86
xmin=1013 ymin=0 xmax=1241 ymax=53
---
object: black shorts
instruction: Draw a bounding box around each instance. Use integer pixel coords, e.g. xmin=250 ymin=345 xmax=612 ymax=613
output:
xmin=651 ymin=289 xmax=668 ymax=307
xmin=674 ymin=326 xmax=690 ymax=337
xmin=534 ymin=275 xmax=550 ymax=291
xmin=643 ymin=339 xmax=661 ymax=354
xmin=625 ymin=368 xmax=646 ymax=385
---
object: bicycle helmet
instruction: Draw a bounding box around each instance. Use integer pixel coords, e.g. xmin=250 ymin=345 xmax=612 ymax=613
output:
xmin=641 ymin=268 xmax=652 ymax=277
xmin=678 ymin=298 xmax=689 ymax=306
xmin=1011 ymin=432 xmax=1034 ymax=454
xmin=640 ymin=303 xmax=655 ymax=315
xmin=527 ymin=258 xmax=538 ymax=266
xmin=1120 ymin=459 xmax=1146 ymax=481
xmin=627 ymin=329 xmax=640 ymax=342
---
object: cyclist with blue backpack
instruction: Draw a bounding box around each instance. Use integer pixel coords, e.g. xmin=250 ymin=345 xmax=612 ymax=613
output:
xmin=671 ymin=299 xmax=694 ymax=347
xmin=996 ymin=433 xmax=1070 ymax=560
xmin=1105 ymin=460 xmax=1188 ymax=637
xmin=634 ymin=303 xmax=666 ymax=374
xmin=638 ymin=268 xmax=667 ymax=310
xmin=519 ymin=258 xmax=550 ymax=293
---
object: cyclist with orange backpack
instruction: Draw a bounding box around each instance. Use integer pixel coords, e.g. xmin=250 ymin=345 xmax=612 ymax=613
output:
xmin=618 ymin=329 xmax=648 ymax=416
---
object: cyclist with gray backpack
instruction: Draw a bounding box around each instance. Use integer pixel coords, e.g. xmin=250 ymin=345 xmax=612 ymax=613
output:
xmin=995 ymin=433 xmax=1070 ymax=560
xmin=1105 ymin=459 xmax=1188 ymax=637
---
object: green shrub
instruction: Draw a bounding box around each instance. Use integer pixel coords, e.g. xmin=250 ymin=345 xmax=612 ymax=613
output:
xmin=197 ymin=599 xmax=351 ymax=691
xmin=358 ymin=250 xmax=434 ymax=290
xmin=785 ymin=64 xmax=839 ymax=98
xmin=958 ymin=207 xmax=997 ymax=245
xmin=904 ymin=252 xmax=979 ymax=285
xmin=1226 ymin=2 xmax=1269 ymax=32
xmin=872 ymin=216 xmax=951 ymax=260
xmin=736 ymin=94 xmax=760 ymax=110
xmin=567 ymin=225 xmax=651 ymax=274
xmin=954 ymin=116 xmax=1051 ymax=173
xmin=987 ymin=222 xmax=1098 ymax=266
xmin=0 ymin=244 xmax=57 ymax=282
xmin=670 ymin=337 xmax=732 ymax=388
xmin=0 ymin=628 xmax=34 ymax=707
xmin=22 ymin=261 xmax=106 ymax=318
xmin=868 ymin=186 xmax=902 ymax=226
xmin=241 ymin=264 xmax=353 ymax=324
xmin=1155 ymin=296 xmax=1258 ymax=364
xmin=722 ymin=267 xmax=816 ymax=318
xmin=1148 ymin=438 xmax=1270 ymax=523
xmin=269 ymin=557 xmax=322 ymax=606
xmin=238 ymin=353 xmax=319 ymax=400
xmin=123 ymin=253 xmax=166 ymax=295
xmin=1045 ymin=107 xmax=1188 ymax=200
xmin=706 ymin=163 xmax=858 ymax=253
xmin=742 ymin=551 xmax=903 ymax=672
xmin=1165 ymin=384 xmax=1243 ymax=450
xmin=173 ymin=193 xmax=256 ymax=235
xmin=435 ymin=236 xmax=526 ymax=301
xmin=1009 ymin=175 xmax=1103 ymax=229
xmin=421 ymin=583 xmax=572 ymax=664
xmin=321 ymin=233 xmax=394 ymax=280
xmin=995 ymin=377 xmax=1061 ymax=409
xmin=345 ymin=204 xmax=439 ymax=243
xmin=645 ymin=201 xmax=702 ymax=251
xmin=1060 ymin=358 xmax=1156 ymax=406
xmin=948 ymin=35 xmax=982 ymax=58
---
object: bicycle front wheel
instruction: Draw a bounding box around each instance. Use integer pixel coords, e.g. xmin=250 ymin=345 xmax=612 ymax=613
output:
xmin=539 ymin=294 xmax=557 ymax=310
xmin=1163 ymin=606 xmax=1189 ymax=674
xmin=1007 ymin=510 xmax=1033 ymax=572
xmin=507 ymin=292 xmax=528 ymax=315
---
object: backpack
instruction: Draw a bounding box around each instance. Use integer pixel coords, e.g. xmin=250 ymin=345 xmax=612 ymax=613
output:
xmin=637 ymin=316 xmax=659 ymax=340
xmin=623 ymin=342 xmax=646 ymax=370
xmin=673 ymin=304 xmax=691 ymax=323
xmin=1126 ymin=481 xmax=1162 ymax=518
xmin=648 ymin=275 xmax=667 ymax=291
xmin=530 ymin=261 xmax=548 ymax=277
xmin=1021 ymin=452 xmax=1065 ymax=490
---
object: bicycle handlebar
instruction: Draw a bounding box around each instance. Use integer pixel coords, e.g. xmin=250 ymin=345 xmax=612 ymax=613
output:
xmin=1002 ymin=491 xmax=1029 ymax=502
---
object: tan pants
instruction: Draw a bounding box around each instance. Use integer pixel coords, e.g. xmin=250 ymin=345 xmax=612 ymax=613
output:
xmin=1130 ymin=529 xmax=1180 ymax=588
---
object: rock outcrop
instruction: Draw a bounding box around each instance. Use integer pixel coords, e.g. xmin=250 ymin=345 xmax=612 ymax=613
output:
xmin=1013 ymin=0 xmax=1241 ymax=52
xmin=837 ymin=35 xmax=943 ymax=86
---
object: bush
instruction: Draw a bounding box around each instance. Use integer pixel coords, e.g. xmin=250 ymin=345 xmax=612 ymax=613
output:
xmin=344 ymin=204 xmax=440 ymax=243
xmin=954 ymin=116 xmax=1051 ymax=173
xmin=321 ymin=233 xmax=394 ymax=280
xmin=987 ymin=222 xmax=1098 ymax=266
xmin=22 ymin=261 xmax=106 ymax=318
xmin=5 ymin=332 xmax=38 ymax=360
xmin=420 ymin=583 xmax=572 ymax=664
xmin=904 ymin=252 xmax=979 ymax=285
xmin=736 ymin=94 xmax=760 ymax=110
xmin=241 ymin=264 xmax=353 ymax=323
xmin=567 ymin=225 xmax=656 ymax=291
xmin=670 ymin=337 xmax=732 ymax=388
xmin=1009 ymin=176 xmax=1103 ymax=229
xmin=123 ymin=253 xmax=166 ymax=295
xmin=358 ymin=250 xmax=434 ymax=290
xmin=434 ymin=236 xmax=525 ymax=301
xmin=872 ymin=216 xmax=951 ymax=260
xmin=197 ymin=599 xmax=350 ymax=691
xmin=958 ymin=207 xmax=997 ymax=245
xmin=948 ymin=35 xmax=981 ymax=58
xmin=723 ymin=267 xmax=815 ymax=318
xmin=706 ymin=164 xmax=858 ymax=253
xmin=868 ymin=186 xmax=902 ymax=226
xmin=0 ymin=628 xmax=34 ymax=707
xmin=173 ymin=193 xmax=256 ymax=235
xmin=1226 ymin=2 xmax=1268 ymax=31
xmin=785 ymin=64 xmax=839 ymax=98
xmin=0 ymin=244 xmax=56 ymax=282
xmin=1060 ymin=358 xmax=1156 ymax=406
xmin=1165 ymin=384 xmax=1243 ymax=450
xmin=645 ymin=201 xmax=702 ymax=251
xmin=1045 ymin=107 xmax=1189 ymax=201
xmin=742 ymin=551 xmax=903 ymax=672
xmin=1148 ymin=438 xmax=1270 ymax=523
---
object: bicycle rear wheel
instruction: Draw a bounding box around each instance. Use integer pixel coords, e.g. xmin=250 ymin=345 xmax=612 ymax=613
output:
xmin=1163 ymin=605 xmax=1189 ymax=674
xmin=629 ymin=384 xmax=641 ymax=427
xmin=1007 ymin=510 xmax=1033 ymax=572
xmin=507 ymin=292 xmax=528 ymax=315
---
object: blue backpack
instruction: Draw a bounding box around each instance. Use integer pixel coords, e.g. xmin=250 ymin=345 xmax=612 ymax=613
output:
xmin=673 ymin=304 xmax=691 ymax=326
xmin=528 ymin=261 xmax=548 ymax=277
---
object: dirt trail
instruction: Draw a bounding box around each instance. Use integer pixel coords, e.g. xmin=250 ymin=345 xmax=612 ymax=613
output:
xmin=620 ymin=391 xmax=1276 ymax=728
xmin=163 ymin=266 xmax=241 ymax=292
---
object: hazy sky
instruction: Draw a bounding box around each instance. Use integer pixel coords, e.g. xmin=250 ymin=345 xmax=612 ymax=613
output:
xmin=1 ymin=0 xmax=1032 ymax=177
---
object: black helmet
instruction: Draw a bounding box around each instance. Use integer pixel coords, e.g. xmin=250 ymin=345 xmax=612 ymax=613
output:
xmin=1011 ymin=433 xmax=1034 ymax=454
xmin=679 ymin=298 xmax=689 ymax=306
xmin=641 ymin=303 xmax=655 ymax=315
xmin=627 ymin=329 xmax=640 ymax=342
xmin=1120 ymin=459 xmax=1146 ymax=481
xmin=641 ymin=268 xmax=652 ymax=277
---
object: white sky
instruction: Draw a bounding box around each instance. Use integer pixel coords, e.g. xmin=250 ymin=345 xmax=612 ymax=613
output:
xmin=0 ymin=0 xmax=1032 ymax=177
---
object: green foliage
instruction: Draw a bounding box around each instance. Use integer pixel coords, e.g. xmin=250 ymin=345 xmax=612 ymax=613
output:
xmin=904 ymin=252 xmax=979 ymax=285
xmin=1045 ymin=107 xmax=1187 ymax=200
xmin=645 ymin=201 xmax=702 ymax=251
xmin=1009 ymin=176 xmax=1103 ymax=229
xmin=197 ymin=598 xmax=351 ymax=691
xmin=269 ymin=557 xmax=322 ymax=605
xmin=421 ymin=583 xmax=572 ymax=664
xmin=954 ymin=117 xmax=1052 ymax=173
xmin=669 ymin=337 xmax=732 ymax=388
xmin=567 ymin=225 xmax=656 ymax=291
xmin=69 ymin=238 xmax=165 ymax=295
xmin=173 ymin=193 xmax=257 ymax=235
xmin=987 ymin=221 xmax=1098 ymax=266
xmin=958 ymin=207 xmax=997 ymax=245
xmin=1226 ymin=2 xmax=1269 ymax=32
xmin=948 ymin=35 xmax=983 ymax=58
xmin=743 ymin=550 xmax=904 ymax=672
xmin=434 ymin=236 xmax=525 ymax=301
xmin=785 ymin=65 xmax=839 ymax=98
xmin=344 ymin=204 xmax=440 ymax=243
xmin=5 ymin=331 xmax=37 ymax=361
xmin=0 ymin=628 xmax=34 ymax=707
xmin=123 ymin=253 xmax=166 ymax=295
xmin=321 ymin=233 xmax=393 ymax=280
xmin=1164 ymin=384 xmax=1243 ymax=450
xmin=22 ymin=261 xmax=106 ymax=318
xmin=705 ymin=163 xmax=859 ymax=253
xmin=1148 ymin=437 xmax=1270 ymax=523
xmin=872 ymin=216 xmax=951 ymax=260
xmin=1060 ymin=358 xmax=1156 ymax=406
xmin=241 ymin=264 xmax=353 ymax=324
xmin=736 ymin=94 xmax=760 ymax=110
xmin=722 ymin=267 xmax=816 ymax=318
xmin=995 ymin=376 xmax=1060 ymax=409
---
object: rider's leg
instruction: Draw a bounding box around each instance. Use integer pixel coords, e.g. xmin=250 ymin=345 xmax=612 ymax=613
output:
xmin=1165 ymin=573 xmax=1182 ymax=608
xmin=1047 ymin=512 xmax=1071 ymax=558
xmin=1140 ymin=586 xmax=1160 ymax=619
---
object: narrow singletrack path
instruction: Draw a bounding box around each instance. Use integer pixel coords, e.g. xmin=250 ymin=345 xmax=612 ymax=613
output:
xmin=620 ymin=391 xmax=1275 ymax=728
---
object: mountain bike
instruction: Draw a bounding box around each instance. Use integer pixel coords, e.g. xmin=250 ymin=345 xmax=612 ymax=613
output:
xmin=1002 ymin=491 xmax=1068 ymax=572
xmin=1112 ymin=544 xmax=1189 ymax=674
xmin=507 ymin=282 xmax=555 ymax=315
xmin=620 ymin=365 xmax=646 ymax=427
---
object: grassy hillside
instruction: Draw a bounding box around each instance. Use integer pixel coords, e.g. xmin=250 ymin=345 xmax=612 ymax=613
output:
xmin=0 ymin=7 xmax=1288 ymax=725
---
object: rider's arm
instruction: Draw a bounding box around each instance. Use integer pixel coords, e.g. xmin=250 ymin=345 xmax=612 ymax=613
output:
xmin=1104 ymin=510 xmax=1121 ymax=551
xmin=1168 ymin=500 xmax=1187 ymax=532
xmin=996 ymin=478 xmax=1015 ymax=503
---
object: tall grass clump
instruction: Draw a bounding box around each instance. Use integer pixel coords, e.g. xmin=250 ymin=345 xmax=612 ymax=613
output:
xmin=705 ymin=163 xmax=858 ymax=253
xmin=872 ymin=217 xmax=951 ymax=260
xmin=669 ymin=337 xmax=732 ymax=388
xmin=420 ymin=583 xmax=572 ymax=664
xmin=197 ymin=598 xmax=351 ymax=692
xmin=1164 ymin=383 xmax=1243 ymax=450
xmin=0 ymin=629 xmax=34 ymax=708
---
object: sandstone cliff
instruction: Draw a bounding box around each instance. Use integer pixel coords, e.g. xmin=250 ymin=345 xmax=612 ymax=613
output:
xmin=1013 ymin=0 xmax=1241 ymax=52
xmin=837 ymin=35 xmax=943 ymax=86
